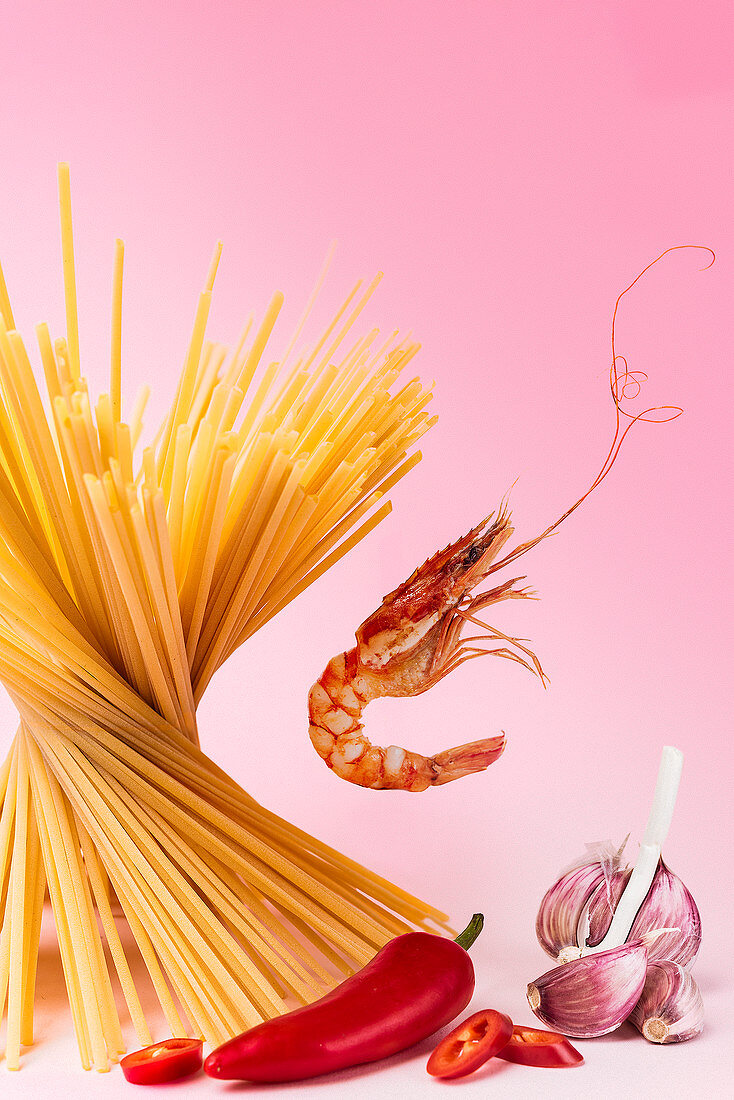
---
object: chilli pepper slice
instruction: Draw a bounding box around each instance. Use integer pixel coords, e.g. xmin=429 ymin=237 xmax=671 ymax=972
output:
xmin=497 ymin=1024 xmax=583 ymax=1067
xmin=426 ymin=1009 xmax=514 ymax=1079
xmin=120 ymin=1037 xmax=204 ymax=1085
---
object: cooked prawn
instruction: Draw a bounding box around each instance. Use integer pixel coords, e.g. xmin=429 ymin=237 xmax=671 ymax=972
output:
xmin=308 ymin=245 xmax=714 ymax=792
xmin=308 ymin=508 xmax=540 ymax=791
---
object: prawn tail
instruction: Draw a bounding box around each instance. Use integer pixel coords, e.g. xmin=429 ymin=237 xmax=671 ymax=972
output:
xmin=431 ymin=733 xmax=506 ymax=786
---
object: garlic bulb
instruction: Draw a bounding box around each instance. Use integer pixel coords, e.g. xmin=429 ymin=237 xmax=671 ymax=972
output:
xmin=527 ymin=939 xmax=648 ymax=1038
xmin=628 ymin=961 xmax=704 ymax=1043
xmin=528 ymin=747 xmax=705 ymax=1042
xmin=536 ymin=748 xmax=701 ymax=965
xmin=628 ymin=860 xmax=701 ymax=967
xmin=537 ymin=853 xmax=700 ymax=963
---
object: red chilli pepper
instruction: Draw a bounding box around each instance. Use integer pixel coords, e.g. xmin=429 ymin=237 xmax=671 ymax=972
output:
xmin=497 ymin=1024 xmax=584 ymax=1068
xmin=121 ymin=1038 xmax=204 ymax=1085
xmin=204 ymin=914 xmax=483 ymax=1083
xmin=426 ymin=1009 xmax=514 ymax=1079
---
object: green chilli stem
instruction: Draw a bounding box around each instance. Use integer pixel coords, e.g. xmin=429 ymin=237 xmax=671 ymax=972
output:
xmin=454 ymin=913 xmax=484 ymax=951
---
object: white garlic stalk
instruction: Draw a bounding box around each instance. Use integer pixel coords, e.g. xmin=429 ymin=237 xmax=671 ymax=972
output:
xmin=584 ymin=857 xmax=631 ymax=949
xmin=590 ymin=746 xmax=684 ymax=955
xmin=628 ymin=961 xmax=704 ymax=1043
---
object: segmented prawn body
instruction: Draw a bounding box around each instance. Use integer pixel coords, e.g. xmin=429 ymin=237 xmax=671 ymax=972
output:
xmin=308 ymin=245 xmax=713 ymax=792
xmin=309 ymin=509 xmax=542 ymax=790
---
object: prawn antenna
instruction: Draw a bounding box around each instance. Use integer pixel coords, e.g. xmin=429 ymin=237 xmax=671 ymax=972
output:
xmin=487 ymin=244 xmax=715 ymax=576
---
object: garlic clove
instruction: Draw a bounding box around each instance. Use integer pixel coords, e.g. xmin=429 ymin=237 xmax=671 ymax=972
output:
xmin=536 ymin=863 xmax=606 ymax=959
xmin=628 ymin=960 xmax=704 ymax=1043
xmin=536 ymin=840 xmax=628 ymax=960
xmin=584 ymin=867 xmax=632 ymax=948
xmin=628 ymin=859 xmax=701 ymax=967
xmin=527 ymin=939 xmax=648 ymax=1038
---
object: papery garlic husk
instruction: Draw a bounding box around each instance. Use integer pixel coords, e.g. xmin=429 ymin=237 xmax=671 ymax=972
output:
xmin=628 ymin=960 xmax=704 ymax=1043
xmin=527 ymin=938 xmax=648 ymax=1038
xmin=628 ymin=859 xmax=701 ymax=967
xmin=536 ymin=840 xmax=628 ymax=960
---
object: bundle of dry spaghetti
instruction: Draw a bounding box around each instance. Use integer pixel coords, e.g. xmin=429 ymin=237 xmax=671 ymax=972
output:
xmin=0 ymin=165 xmax=446 ymax=1071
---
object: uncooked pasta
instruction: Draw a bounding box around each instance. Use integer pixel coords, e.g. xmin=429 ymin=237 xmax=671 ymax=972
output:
xmin=0 ymin=164 xmax=446 ymax=1070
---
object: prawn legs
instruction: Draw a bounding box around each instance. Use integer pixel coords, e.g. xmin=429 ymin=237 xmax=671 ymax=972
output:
xmin=308 ymin=509 xmax=543 ymax=791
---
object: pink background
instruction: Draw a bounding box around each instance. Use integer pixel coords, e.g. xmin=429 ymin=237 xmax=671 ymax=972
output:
xmin=0 ymin=1 xmax=732 ymax=1095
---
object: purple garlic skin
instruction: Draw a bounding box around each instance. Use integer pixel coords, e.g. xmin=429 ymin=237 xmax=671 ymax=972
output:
xmin=537 ymin=846 xmax=701 ymax=966
xmin=628 ymin=859 xmax=701 ymax=967
xmin=536 ymin=862 xmax=607 ymax=958
xmin=536 ymin=841 xmax=628 ymax=959
xmin=628 ymin=960 xmax=704 ymax=1043
xmin=527 ymin=939 xmax=648 ymax=1038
